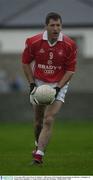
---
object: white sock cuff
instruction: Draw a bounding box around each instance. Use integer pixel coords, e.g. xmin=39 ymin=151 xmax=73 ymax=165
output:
xmin=36 ymin=150 xmax=44 ymax=156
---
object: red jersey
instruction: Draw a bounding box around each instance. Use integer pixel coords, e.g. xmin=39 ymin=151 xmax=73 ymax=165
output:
xmin=22 ymin=31 xmax=77 ymax=83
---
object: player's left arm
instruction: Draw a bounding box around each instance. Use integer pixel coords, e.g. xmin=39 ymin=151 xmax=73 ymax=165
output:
xmin=57 ymin=42 xmax=77 ymax=89
xmin=54 ymin=70 xmax=74 ymax=97
xmin=57 ymin=70 xmax=74 ymax=88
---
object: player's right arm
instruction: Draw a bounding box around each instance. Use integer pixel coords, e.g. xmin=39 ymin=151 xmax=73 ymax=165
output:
xmin=22 ymin=63 xmax=34 ymax=84
xmin=22 ymin=38 xmax=34 ymax=83
xmin=22 ymin=38 xmax=36 ymax=94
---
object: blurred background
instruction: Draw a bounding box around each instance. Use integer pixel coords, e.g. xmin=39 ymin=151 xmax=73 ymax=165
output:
xmin=0 ymin=0 xmax=93 ymax=122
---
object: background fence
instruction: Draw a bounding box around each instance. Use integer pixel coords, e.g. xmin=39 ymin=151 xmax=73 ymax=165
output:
xmin=0 ymin=91 xmax=93 ymax=122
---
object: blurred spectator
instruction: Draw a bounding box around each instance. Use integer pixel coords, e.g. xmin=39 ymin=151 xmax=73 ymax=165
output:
xmin=9 ymin=75 xmax=26 ymax=92
xmin=0 ymin=70 xmax=26 ymax=93
xmin=0 ymin=70 xmax=10 ymax=93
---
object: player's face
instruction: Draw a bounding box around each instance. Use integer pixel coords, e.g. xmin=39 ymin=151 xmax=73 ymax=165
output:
xmin=46 ymin=19 xmax=62 ymax=41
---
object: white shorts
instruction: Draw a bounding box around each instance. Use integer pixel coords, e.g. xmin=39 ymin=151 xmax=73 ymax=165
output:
xmin=35 ymin=79 xmax=69 ymax=103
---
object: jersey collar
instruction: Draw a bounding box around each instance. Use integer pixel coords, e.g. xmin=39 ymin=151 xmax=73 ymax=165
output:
xmin=42 ymin=30 xmax=63 ymax=42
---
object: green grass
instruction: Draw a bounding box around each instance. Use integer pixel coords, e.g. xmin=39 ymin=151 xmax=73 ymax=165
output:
xmin=0 ymin=121 xmax=93 ymax=175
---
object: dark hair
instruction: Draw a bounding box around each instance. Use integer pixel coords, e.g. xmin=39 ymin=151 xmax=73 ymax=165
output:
xmin=45 ymin=12 xmax=62 ymax=25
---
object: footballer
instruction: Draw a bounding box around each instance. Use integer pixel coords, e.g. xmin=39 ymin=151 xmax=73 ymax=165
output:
xmin=22 ymin=12 xmax=77 ymax=164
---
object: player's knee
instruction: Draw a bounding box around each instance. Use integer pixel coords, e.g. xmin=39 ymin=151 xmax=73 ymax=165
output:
xmin=44 ymin=114 xmax=54 ymax=127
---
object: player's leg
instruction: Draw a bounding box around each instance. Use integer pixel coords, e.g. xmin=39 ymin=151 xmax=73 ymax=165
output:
xmin=37 ymin=100 xmax=63 ymax=152
xmin=32 ymin=105 xmax=46 ymax=152
xmin=33 ymin=100 xmax=63 ymax=164
xmin=33 ymin=83 xmax=69 ymax=164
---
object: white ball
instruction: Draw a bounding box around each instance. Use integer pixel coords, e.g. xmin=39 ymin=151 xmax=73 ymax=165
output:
xmin=34 ymin=84 xmax=56 ymax=105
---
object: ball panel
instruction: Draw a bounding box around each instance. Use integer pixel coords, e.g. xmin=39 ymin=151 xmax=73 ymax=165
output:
xmin=34 ymin=85 xmax=56 ymax=105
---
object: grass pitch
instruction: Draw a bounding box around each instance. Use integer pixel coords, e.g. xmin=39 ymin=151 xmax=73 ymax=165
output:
xmin=0 ymin=121 xmax=93 ymax=175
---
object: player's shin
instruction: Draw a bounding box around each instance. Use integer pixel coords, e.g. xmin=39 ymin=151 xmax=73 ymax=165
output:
xmin=32 ymin=122 xmax=43 ymax=157
xmin=34 ymin=122 xmax=43 ymax=143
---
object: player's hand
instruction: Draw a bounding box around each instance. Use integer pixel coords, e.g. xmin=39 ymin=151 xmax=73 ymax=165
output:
xmin=29 ymin=83 xmax=37 ymax=105
xmin=30 ymin=82 xmax=37 ymax=95
xmin=54 ymin=87 xmax=60 ymax=98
